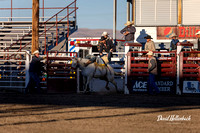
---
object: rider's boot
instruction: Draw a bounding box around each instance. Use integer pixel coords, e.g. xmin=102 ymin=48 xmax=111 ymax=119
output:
xmin=84 ymin=60 xmax=92 ymax=67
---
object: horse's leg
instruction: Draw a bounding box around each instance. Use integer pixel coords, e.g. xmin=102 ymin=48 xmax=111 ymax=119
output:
xmin=85 ymin=76 xmax=92 ymax=92
xmin=83 ymin=76 xmax=87 ymax=93
xmin=105 ymin=80 xmax=110 ymax=90
xmin=110 ymin=79 xmax=119 ymax=93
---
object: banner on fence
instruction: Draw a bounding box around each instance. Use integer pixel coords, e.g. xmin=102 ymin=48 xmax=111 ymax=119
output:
xmin=130 ymin=80 xmax=176 ymax=93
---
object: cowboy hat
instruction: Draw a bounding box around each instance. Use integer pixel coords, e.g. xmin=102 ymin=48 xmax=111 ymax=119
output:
xmin=144 ymin=35 xmax=153 ymax=39
xmin=195 ymin=31 xmax=200 ymax=35
xmin=146 ymin=51 xmax=154 ymax=56
xmin=32 ymin=50 xmax=39 ymax=55
xmin=169 ymin=33 xmax=178 ymax=38
xmin=102 ymin=31 xmax=109 ymax=36
xmin=124 ymin=21 xmax=133 ymax=26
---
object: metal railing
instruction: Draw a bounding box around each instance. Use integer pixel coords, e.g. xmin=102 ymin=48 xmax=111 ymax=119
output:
xmin=3 ymin=0 xmax=77 ymax=54
xmin=0 ymin=0 xmax=76 ymax=22
xmin=0 ymin=51 xmax=31 ymax=92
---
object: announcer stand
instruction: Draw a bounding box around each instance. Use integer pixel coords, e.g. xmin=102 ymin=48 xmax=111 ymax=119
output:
xmin=124 ymin=42 xmax=142 ymax=94
xmin=177 ymin=42 xmax=200 ymax=95
xmin=74 ymin=42 xmax=93 ymax=93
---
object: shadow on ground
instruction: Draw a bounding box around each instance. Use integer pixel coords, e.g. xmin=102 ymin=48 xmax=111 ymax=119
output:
xmin=0 ymin=93 xmax=199 ymax=108
xmin=0 ymin=93 xmax=199 ymax=128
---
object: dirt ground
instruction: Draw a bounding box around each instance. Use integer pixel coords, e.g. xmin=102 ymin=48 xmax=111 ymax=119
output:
xmin=0 ymin=93 xmax=199 ymax=133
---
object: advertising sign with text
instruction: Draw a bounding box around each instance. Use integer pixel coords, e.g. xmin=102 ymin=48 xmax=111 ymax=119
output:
xmin=157 ymin=26 xmax=200 ymax=40
xmin=130 ymin=80 xmax=175 ymax=93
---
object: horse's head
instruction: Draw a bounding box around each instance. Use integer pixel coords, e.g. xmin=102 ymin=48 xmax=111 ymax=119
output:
xmin=71 ymin=58 xmax=78 ymax=69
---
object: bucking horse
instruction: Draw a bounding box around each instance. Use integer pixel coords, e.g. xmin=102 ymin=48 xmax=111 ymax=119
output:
xmin=71 ymin=57 xmax=119 ymax=93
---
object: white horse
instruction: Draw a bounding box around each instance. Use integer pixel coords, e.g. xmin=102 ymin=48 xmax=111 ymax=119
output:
xmin=71 ymin=57 xmax=118 ymax=93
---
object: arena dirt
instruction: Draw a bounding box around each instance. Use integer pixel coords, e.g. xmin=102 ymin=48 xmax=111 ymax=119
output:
xmin=0 ymin=94 xmax=199 ymax=133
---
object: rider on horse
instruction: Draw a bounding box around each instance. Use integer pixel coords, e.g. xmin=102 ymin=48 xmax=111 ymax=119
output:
xmin=84 ymin=31 xmax=115 ymax=66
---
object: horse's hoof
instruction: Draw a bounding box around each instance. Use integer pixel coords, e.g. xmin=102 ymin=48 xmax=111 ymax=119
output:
xmin=84 ymin=91 xmax=91 ymax=95
xmin=106 ymin=87 xmax=110 ymax=90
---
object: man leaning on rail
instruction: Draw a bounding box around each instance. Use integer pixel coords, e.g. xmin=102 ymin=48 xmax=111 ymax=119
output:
xmin=25 ymin=50 xmax=46 ymax=94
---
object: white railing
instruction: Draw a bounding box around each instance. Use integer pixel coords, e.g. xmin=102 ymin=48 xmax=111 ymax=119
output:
xmin=0 ymin=51 xmax=30 ymax=92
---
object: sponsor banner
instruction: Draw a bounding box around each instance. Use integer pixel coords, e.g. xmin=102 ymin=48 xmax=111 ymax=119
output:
xmin=130 ymin=80 xmax=175 ymax=93
xmin=183 ymin=81 xmax=200 ymax=94
xmin=184 ymin=57 xmax=200 ymax=61
xmin=157 ymin=26 xmax=200 ymax=40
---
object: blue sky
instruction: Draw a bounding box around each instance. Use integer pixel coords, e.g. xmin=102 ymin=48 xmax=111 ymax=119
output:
xmin=0 ymin=0 xmax=128 ymax=30
xmin=77 ymin=0 xmax=127 ymax=30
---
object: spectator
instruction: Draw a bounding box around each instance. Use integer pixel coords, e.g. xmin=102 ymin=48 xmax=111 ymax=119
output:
xmin=120 ymin=21 xmax=136 ymax=42
xmin=169 ymin=33 xmax=179 ymax=51
xmin=144 ymin=35 xmax=156 ymax=52
xmin=26 ymin=50 xmax=45 ymax=93
xmin=147 ymin=51 xmax=160 ymax=94
xmin=193 ymin=31 xmax=200 ymax=51
xmin=191 ymin=31 xmax=200 ymax=58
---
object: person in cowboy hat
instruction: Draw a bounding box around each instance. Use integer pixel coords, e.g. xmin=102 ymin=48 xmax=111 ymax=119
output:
xmin=193 ymin=31 xmax=200 ymax=58
xmin=169 ymin=33 xmax=179 ymax=51
xmin=99 ymin=31 xmax=115 ymax=62
xmin=85 ymin=31 xmax=115 ymax=66
xmin=144 ymin=35 xmax=156 ymax=52
xmin=194 ymin=31 xmax=200 ymax=51
xmin=147 ymin=51 xmax=160 ymax=94
xmin=120 ymin=21 xmax=136 ymax=42
xmin=26 ymin=50 xmax=46 ymax=93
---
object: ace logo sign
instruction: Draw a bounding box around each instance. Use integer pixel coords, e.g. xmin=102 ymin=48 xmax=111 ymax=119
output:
xmin=131 ymin=80 xmax=174 ymax=93
xmin=132 ymin=81 xmax=148 ymax=92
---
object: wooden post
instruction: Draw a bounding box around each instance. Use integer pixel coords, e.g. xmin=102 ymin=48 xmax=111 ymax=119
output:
xmin=32 ymin=0 xmax=39 ymax=54
xmin=178 ymin=0 xmax=182 ymax=25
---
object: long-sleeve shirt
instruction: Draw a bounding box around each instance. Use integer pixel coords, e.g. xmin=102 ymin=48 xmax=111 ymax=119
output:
xmin=99 ymin=39 xmax=115 ymax=53
xmin=29 ymin=56 xmax=43 ymax=75
xmin=170 ymin=39 xmax=179 ymax=51
xmin=120 ymin=26 xmax=136 ymax=41
xmin=145 ymin=41 xmax=156 ymax=51
xmin=148 ymin=57 xmax=157 ymax=75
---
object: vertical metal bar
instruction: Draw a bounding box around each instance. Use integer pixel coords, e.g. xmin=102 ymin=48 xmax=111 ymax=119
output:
xmin=75 ymin=0 xmax=77 ymax=27
xmin=125 ymin=52 xmax=131 ymax=94
xmin=127 ymin=1 xmax=130 ymax=22
xmin=46 ymin=51 xmax=49 ymax=90
xmin=45 ymin=24 xmax=46 ymax=54
xmin=20 ymin=40 xmax=22 ymax=51
xmin=56 ymin=15 xmax=58 ymax=46
xmin=132 ymin=0 xmax=135 ymax=24
xmin=155 ymin=0 xmax=157 ymax=23
xmin=43 ymin=0 xmax=44 ymax=21
xmin=113 ymin=0 xmax=117 ymax=43
xmin=25 ymin=51 xmax=30 ymax=90
xmin=67 ymin=7 xmax=69 ymax=38
xmin=11 ymin=0 xmax=12 ymax=21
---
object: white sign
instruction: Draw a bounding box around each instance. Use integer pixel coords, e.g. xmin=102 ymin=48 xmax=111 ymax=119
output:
xmin=183 ymin=81 xmax=200 ymax=93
